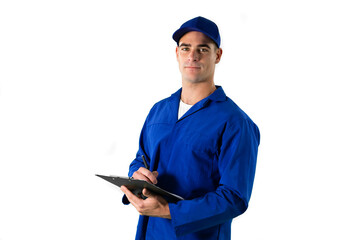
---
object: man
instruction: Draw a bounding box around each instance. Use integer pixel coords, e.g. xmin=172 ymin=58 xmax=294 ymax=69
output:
xmin=121 ymin=16 xmax=260 ymax=239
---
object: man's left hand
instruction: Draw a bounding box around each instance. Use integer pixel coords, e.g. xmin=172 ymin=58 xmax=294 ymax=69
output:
xmin=121 ymin=186 xmax=171 ymax=219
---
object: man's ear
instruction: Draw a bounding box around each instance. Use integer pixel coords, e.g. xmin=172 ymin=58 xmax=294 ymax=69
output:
xmin=215 ymin=48 xmax=223 ymax=64
xmin=176 ymin=46 xmax=180 ymax=62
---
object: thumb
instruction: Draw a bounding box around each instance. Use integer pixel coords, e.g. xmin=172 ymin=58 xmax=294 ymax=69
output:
xmin=142 ymin=188 xmax=154 ymax=198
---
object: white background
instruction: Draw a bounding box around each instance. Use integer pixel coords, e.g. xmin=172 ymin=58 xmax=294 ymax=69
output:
xmin=1 ymin=0 xmax=359 ymax=239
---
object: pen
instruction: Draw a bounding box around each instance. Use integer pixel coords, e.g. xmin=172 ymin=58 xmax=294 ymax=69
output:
xmin=141 ymin=155 xmax=149 ymax=170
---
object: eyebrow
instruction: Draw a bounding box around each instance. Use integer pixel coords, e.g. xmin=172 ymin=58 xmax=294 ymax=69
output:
xmin=179 ymin=43 xmax=212 ymax=49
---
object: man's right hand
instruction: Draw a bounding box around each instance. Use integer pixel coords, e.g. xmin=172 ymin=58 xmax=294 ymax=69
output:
xmin=132 ymin=167 xmax=158 ymax=185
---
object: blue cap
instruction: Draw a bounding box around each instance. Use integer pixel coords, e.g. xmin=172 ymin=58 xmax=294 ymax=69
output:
xmin=172 ymin=16 xmax=221 ymax=48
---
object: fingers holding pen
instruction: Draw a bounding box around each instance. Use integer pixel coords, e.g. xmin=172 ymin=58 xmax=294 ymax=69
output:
xmin=132 ymin=168 xmax=158 ymax=184
xmin=152 ymin=171 xmax=159 ymax=178
xmin=132 ymin=155 xmax=158 ymax=184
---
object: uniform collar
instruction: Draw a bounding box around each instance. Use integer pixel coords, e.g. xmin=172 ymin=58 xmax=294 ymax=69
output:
xmin=208 ymin=86 xmax=227 ymax=102
xmin=171 ymin=85 xmax=227 ymax=103
xmin=169 ymin=86 xmax=227 ymax=121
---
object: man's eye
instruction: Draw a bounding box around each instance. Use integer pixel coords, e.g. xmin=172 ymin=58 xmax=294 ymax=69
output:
xmin=181 ymin=47 xmax=190 ymax=51
xmin=199 ymin=48 xmax=209 ymax=52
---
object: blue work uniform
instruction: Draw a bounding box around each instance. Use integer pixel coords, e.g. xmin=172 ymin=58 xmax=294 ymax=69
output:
xmin=123 ymin=86 xmax=260 ymax=239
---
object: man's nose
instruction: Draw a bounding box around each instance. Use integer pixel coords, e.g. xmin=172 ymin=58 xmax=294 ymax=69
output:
xmin=188 ymin=50 xmax=199 ymax=62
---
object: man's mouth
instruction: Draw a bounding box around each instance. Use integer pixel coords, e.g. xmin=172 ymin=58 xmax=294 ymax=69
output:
xmin=185 ymin=66 xmax=201 ymax=69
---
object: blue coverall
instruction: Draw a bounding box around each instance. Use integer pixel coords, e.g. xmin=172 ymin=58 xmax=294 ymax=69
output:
xmin=123 ymin=86 xmax=260 ymax=239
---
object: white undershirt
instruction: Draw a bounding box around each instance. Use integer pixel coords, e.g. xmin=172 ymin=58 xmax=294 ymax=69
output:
xmin=178 ymin=100 xmax=193 ymax=119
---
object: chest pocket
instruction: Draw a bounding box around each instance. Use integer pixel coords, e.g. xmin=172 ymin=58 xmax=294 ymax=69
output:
xmin=177 ymin=131 xmax=218 ymax=183
xmin=182 ymin=131 xmax=217 ymax=154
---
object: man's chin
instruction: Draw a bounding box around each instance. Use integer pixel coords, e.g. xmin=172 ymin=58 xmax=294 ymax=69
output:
xmin=184 ymin=79 xmax=206 ymax=84
xmin=183 ymin=76 xmax=208 ymax=84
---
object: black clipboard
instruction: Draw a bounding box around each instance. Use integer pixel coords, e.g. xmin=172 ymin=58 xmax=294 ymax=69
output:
xmin=96 ymin=174 xmax=184 ymax=203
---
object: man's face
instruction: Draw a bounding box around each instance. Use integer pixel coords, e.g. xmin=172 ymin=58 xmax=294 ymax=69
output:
xmin=176 ymin=31 xmax=222 ymax=84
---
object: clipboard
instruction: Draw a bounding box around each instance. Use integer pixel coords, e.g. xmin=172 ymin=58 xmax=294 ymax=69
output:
xmin=96 ymin=174 xmax=184 ymax=203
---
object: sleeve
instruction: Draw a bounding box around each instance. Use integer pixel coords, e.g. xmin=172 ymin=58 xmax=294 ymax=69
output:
xmin=168 ymin=119 xmax=260 ymax=236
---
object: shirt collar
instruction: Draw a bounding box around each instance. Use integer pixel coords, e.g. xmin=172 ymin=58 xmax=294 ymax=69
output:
xmin=208 ymin=86 xmax=227 ymax=102
xmin=169 ymin=85 xmax=227 ymax=121
xmin=171 ymin=85 xmax=227 ymax=103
